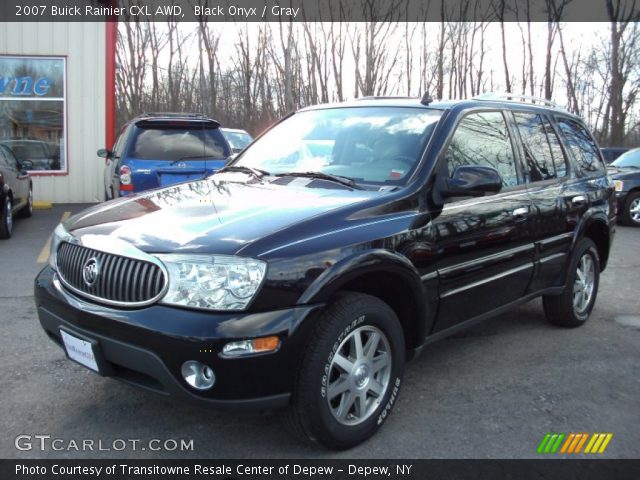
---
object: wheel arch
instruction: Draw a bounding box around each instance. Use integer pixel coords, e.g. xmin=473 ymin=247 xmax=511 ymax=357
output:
xmin=575 ymin=212 xmax=611 ymax=271
xmin=299 ymin=250 xmax=433 ymax=353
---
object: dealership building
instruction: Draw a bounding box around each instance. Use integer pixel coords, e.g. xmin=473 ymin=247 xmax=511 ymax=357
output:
xmin=0 ymin=22 xmax=116 ymax=203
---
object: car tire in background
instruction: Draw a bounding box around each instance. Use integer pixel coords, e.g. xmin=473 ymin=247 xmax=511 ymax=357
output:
xmin=290 ymin=293 xmax=405 ymax=450
xmin=19 ymin=185 xmax=33 ymax=218
xmin=0 ymin=195 xmax=13 ymax=239
xmin=620 ymin=191 xmax=640 ymax=227
xmin=543 ymin=238 xmax=600 ymax=328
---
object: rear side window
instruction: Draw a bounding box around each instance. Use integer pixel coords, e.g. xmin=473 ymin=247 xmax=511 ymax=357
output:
xmin=514 ymin=112 xmax=568 ymax=182
xmin=446 ymin=111 xmax=519 ymax=187
xmin=130 ymin=124 xmax=230 ymax=161
xmin=557 ymin=118 xmax=604 ymax=177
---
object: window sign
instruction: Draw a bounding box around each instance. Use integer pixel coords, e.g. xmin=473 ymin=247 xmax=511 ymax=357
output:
xmin=0 ymin=56 xmax=67 ymax=173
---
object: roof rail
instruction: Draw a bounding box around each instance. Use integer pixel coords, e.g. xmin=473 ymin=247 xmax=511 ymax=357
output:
xmin=140 ymin=112 xmax=207 ymax=118
xmin=473 ymin=92 xmax=564 ymax=110
xmin=355 ymin=96 xmax=417 ymax=101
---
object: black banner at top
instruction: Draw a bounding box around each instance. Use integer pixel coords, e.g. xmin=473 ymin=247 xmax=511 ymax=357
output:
xmin=2 ymin=0 xmax=640 ymax=22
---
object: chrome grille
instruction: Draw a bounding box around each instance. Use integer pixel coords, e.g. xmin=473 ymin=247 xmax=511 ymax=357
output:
xmin=56 ymin=242 xmax=166 ymax=305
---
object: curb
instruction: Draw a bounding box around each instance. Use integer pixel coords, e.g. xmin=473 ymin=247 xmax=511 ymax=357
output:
xmin=33 ymin=201 xmax=53 ymax=210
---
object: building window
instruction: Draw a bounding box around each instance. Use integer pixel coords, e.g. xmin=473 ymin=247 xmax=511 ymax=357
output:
xmin=0 ymin=56 xmax=67 ymax=174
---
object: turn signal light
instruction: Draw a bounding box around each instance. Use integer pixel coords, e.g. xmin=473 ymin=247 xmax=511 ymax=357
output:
xmin=222 ymin=336 xmax=281 ymax=357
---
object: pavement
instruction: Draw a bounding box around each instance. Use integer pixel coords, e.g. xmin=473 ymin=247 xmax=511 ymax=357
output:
xmin=0 ymin=205 xmax=638 ymax=459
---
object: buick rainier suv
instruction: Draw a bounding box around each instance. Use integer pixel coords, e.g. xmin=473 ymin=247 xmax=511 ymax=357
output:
xmin=35 ymin=94 xmax=615 ymax=449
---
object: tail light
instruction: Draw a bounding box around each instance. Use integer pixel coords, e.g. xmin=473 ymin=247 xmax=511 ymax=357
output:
xmin=119 ymin=165 xmax=133 ymax=191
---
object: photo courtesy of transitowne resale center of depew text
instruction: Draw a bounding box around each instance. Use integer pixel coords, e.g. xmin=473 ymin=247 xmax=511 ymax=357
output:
xmin=0 ymin=0 xmax=639 ymax=479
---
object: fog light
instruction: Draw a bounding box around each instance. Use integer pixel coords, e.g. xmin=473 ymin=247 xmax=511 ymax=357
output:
xmin=181 ymin=361 xmax=215 ymax=390
xmin=222 ymin=336 xmax=281 ymax=357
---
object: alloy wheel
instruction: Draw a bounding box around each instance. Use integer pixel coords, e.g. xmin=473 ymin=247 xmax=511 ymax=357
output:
xmin=630 ymin=197 xmax=640 ymax=224
xmin=573 ymin=253 xmax=595 ymax=314
xmin=5 ymin=198 xmax=13 ymax=233
xmin=326 ymin=325 xmax=392 ymax=426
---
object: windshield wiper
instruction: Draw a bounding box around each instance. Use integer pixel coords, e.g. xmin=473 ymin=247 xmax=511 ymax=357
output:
xmin=217 ymin=165 xmax=270 ymax=178
xmin=274 ymin=171 xmax=362 ymax=190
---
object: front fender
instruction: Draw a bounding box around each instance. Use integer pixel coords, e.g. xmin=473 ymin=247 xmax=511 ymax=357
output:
xmin=298 ymin=249 xmax=432 ymax=348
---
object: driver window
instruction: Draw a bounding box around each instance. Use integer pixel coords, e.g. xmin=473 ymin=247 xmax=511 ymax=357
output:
xmin=446 ymin=111 xmax=519 ymax=188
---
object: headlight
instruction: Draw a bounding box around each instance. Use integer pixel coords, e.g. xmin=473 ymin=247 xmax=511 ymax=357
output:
xmin=48 ymin=223 xmax=69 ymax=270
xmin=156 ymin=254 xmax=266 ymax=311
xmin=613 ymin=180 xmax=624 ymax=192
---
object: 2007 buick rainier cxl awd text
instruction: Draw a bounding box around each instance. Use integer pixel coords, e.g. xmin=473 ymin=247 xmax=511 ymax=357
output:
xmin=35 ymin=93 xmax=615 ymax=449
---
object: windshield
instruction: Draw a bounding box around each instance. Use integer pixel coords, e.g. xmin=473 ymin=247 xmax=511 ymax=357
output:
xmin=131 ymin=124 xmax=230 ymax=160
xmin=235 ymin=107 xmax=442 ymax=186
xmin=611 ymin=149 xmax=640 ymax=168
xmin=4 ymin=141 xmax=49 ymax=158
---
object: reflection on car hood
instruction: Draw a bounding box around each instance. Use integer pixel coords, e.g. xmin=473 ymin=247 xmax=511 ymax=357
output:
xmin=608 ymin=167 xmax=639 ymax=180
xmin=63 ymin=176 xmax=375 ymax=255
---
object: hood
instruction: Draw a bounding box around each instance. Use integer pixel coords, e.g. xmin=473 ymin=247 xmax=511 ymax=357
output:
xmin=608 ymin=167 xmax=639 ymax=180
xmin=64 ymin=175 xmax=376 ymax=256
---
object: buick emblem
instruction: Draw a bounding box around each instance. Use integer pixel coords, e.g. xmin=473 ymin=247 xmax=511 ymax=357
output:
xmin=82 ymin=257 xmax=101 ymax=287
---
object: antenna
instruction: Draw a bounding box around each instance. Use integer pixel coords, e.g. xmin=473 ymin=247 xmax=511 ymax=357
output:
xmin=420 ymin=92 xmax=433 ymax=106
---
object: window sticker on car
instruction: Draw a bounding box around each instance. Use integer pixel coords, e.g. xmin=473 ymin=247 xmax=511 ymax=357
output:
xmin=389 ymin=170 xmax=404 ymax=179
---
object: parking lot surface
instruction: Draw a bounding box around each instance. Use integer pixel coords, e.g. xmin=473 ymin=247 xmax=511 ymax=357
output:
xmin=0 ymin=205 xmax=638 ymax=458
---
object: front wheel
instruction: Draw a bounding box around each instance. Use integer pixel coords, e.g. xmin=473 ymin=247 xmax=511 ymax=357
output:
xmin=543 ymin=238 xmax=600 ymax=327
xmin=0 ymin=196 xmax=13 ymax=239
xmin=19 ymin=186 xmax=33 ymax=218
xmin=290 ymin=293 xmax=405 ymax=450
xmin=620 ymin=192 xmax=640 ymax=227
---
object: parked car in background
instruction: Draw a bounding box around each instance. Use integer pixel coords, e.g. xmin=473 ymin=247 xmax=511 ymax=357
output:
xmin=600 ymin=147 xmax=629 ymax=164
xmin=99 ymin=113 xmax=232 ymax=199
xmin=2 ymin=139 xmax=60 ymax=170
xmin=220 ymin=128 xmax=253 ymax=153
xmin=37 ymin=94 xmax=614 ymax=449
xmin=0 ymin=143 xmax=33 ymax=238
xmin=608 ymin=147 xmax=640 ymax=226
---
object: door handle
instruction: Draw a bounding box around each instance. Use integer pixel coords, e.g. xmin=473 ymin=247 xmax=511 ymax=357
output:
xmin=571 ymin=195 xmax=586 ymax=206
xmin=512 ymin=206 xmax=529 ymax=217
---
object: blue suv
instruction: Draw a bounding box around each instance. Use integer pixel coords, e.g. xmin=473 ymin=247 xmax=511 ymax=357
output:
xmin=98 ymin=113 xmax=231 ymax=199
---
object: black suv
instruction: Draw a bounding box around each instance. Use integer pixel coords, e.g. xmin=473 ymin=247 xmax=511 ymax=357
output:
xmin=35 ymin=94 xmax=614 ymax=449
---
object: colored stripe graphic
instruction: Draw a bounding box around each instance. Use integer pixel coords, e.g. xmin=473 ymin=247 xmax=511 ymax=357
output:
xmin=538 ymin=433 xmax=613 ymax=454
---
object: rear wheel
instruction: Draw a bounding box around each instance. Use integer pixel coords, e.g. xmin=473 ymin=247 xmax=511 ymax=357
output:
xmin=543 ymin=238 xmax=600 ymax=327
xmin=290 ymin=293 xmax=405 ymax=450
xmin=620 ymin=192 xmax=640 ymax=226
xmin=0 ymin=196 xmax=13 ymax=239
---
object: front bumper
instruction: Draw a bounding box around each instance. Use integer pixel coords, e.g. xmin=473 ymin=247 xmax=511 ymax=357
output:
xmin=34 ymin=266 xmax=323 ymax=411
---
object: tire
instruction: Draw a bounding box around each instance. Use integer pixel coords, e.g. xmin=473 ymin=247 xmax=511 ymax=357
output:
xmin=290 ymin=292 xmax=405 ymax=450
xmin=543 ymin=238 xmax=600 ymax=327
xmin=19 ymin=186 xmax=33 ymax=218
xmin=0 ymin=195 xmax=13 ymax=239
xmin=620 ymin=191 xmax=640 ymax=227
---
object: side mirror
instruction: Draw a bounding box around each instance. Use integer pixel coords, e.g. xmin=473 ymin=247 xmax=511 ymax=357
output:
xmin=225 ymin=153 xmax=238 ymax=164
xmin=97 ymin=148 xmax=112 ymax=158
xmin=20 ymin=159 xmax=34 ymax=171
xmin=440 ymin=165 xmax=503 ymax=198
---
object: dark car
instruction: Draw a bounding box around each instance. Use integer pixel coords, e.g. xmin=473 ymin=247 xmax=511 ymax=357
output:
xmin=35 ymin=94 xmax=614 ymax=449
xmin=2 ymin=139 xmax=60 ymax=171
xmin=608 ymin=148 xmax=640 ymax=226
xmin=0 ymin=143 xmax=33 ymax=238
xmin=600 ymin=146 xmax=629 ymax=164
xmin=98 ymin=113 xmax=232 ymax=199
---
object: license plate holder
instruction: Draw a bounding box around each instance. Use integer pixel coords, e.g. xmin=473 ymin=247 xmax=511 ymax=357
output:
xmin=60 ymin=328 xmax=110 ymax=375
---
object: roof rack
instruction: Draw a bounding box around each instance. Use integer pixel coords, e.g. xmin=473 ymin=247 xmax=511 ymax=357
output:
xmin=473 ymin=92 xmax=564 ymax=110
xmin=355 ymin=96 xmax=417 ymax=101
xmin=139 ymin=112 xmax=207 ymax=118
